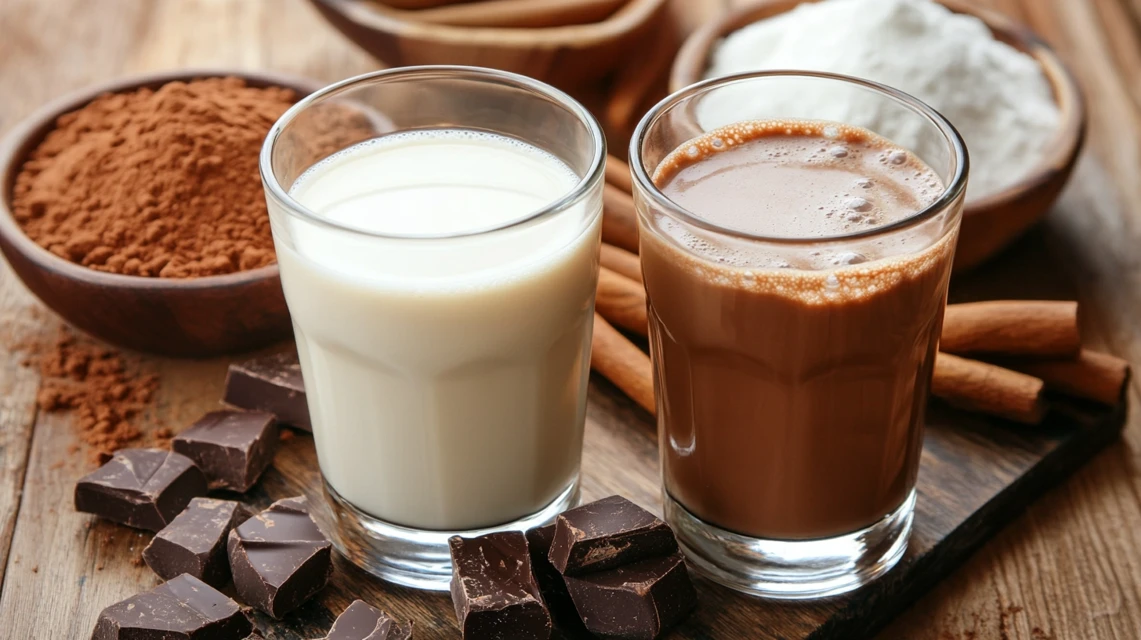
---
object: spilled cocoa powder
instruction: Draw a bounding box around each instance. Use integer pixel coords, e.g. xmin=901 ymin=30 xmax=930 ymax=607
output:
xmin=34 ymin=331 xmax=159 ymax=464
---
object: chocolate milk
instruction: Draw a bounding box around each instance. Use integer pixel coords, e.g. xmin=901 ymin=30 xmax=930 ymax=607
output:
xmin=641 ymin=120 xmax=957 ymax=540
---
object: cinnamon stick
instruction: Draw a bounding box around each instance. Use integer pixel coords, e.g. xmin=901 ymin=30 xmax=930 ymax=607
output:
xmin=601 ymin=243 xmax=642 ymax=283
xmin=596 ymin=266 xmax=648 ymax=336
xmin=606 ymin=155 xmax=633 ymax=195
xmin=591 ymin=313 xmax=655 ymax=415
xmin=602 ymin=183 xmax=640 ymax=254
xmin=588 ymin=335 xmax=1048 ymax=424
xmin=1003 ymin=349 xmax=1131 ymax=405
xmin=931 ymin=352 xmax=1046 ymax=424
xmin=941 ymin=300 xmax=1080 ymax=358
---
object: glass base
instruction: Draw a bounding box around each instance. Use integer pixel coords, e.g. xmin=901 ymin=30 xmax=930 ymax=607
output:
xmin=665 ymin=489 xmax=914 ymax=600
xmin=323 ymin=476 xmax=580 ymax=591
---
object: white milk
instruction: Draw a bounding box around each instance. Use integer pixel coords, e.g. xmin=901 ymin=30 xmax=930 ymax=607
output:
xmin=275 ymin=130 xmax=601 ymax=531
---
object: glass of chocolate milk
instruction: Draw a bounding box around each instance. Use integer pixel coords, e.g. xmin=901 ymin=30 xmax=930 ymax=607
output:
xmin=630 ymin=71 xmax=968 ymax=599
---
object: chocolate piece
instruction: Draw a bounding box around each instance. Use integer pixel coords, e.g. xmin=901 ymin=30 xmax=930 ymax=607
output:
xmin=75 ymin=448 xmax=208 ymax=532
xmin=143 ymin=497 xmax=252 ymax=587
xmin=91 ymin=573 xmax=253 ymax=640
xmin=449 ymin=532 xmax=552 ymax=640
xmin=563 ymin=553 xmax=696 ymax=640
xmin=172 ymin=410 xmax=279 ymax=492
xmin=228 ymin=496 xmax=332 ymax=618
xmin=549 ymin=496 xmax=678 ymax=576
xmin=327 ymin=600 xmax=413 ymax=640
xmin=526 ymin=525 xmax=586 ymax=632
xmin=224 ymin=351 xmax=311 ymax=431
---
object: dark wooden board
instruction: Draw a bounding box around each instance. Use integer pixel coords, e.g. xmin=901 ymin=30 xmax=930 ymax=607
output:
xmin=233 ymin=385 xmax=1121 ymax=640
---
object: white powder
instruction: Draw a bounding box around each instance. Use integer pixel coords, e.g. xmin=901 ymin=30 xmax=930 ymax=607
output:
xmin=701 ymin=0 xmax=1060 ymax=200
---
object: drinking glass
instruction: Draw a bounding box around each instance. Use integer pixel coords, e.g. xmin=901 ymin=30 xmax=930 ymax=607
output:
xmin=260 ymin=67 xmax=605 ymax=591
xmin=630 ymin=71 xmax=968 ymax=599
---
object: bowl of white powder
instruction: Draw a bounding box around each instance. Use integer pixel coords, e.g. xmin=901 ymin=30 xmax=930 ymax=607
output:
xmin=670 ymin=0 xmax=1085 ymax=271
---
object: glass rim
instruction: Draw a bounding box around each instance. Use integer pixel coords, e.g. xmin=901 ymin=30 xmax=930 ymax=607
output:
xmin=629 ymin=70 xmax=970 ymax=245
xmin=259 ymin=65 xmax=606 ymax=241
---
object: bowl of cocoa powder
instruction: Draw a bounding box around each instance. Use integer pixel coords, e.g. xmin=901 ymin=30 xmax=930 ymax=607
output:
xmin=0 ymin=70 xmax=328 ymax=357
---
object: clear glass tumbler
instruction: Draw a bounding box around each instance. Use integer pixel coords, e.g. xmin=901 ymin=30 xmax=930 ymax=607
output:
xmin=630 ymin=71 xmax=968 ymax=599
xmin=260 ymin=67 xmax=605 ymax=591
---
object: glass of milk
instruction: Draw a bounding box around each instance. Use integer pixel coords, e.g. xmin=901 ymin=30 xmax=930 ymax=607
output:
xmin=259 ymin=67 xmax=605 ymax=590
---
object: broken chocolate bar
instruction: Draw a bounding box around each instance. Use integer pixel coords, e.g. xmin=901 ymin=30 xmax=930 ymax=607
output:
xmin=142 ymin=497 xmax=252 ymax=587
xmin=224 ymin=351 xmax=311 ymax=431
xmin=91 ymin=573 xmax=253 ymax=640
xmin=526 ymin=524 xmax=586 ymax=632
xmin=75 ymin=448 xmax=208 ymax=532
xmin=228 ymin=496 xmax=332 ymax=619
xmin=449 ymin=532 xmax=552 ymax=640
xmin=326 ymin=599 xmax=413 ymax=640
xmin=172 ymin=410 xmax=279 ymax=492
xmin=549 ymin=495 xmax=678 ymax=576
xmin=563 ymin=553 xmax=696 ymax=640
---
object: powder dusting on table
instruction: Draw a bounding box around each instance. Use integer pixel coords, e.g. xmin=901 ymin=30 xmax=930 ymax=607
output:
xmin=11 ymin=77 xmax=296 ymax=277
xmin=35 ymin=331 xmax=159 ymax=464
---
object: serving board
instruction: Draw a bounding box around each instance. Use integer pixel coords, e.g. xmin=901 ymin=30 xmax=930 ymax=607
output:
xmin=256 ymin=387 xmax=1123 ymax=640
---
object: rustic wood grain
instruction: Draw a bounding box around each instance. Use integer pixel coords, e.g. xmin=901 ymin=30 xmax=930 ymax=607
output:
xmin=2 ymin=0 xmax=1141 ymax=638
xmin=0 ymin=265 xmax=42 ymax=589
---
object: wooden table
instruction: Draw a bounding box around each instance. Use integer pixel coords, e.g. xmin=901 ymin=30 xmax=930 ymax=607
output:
xmin=2 ymin=0 xmax=1140 ymax=638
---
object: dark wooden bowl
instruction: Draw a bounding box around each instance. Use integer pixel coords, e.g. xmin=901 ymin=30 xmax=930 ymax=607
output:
xmin=0 ymin=70 xmax=323 ymax=357
xmin=670 ymin=0 xmax=1086 ymax=272
xmin=307 ymin=0 xmax=669 ymax=91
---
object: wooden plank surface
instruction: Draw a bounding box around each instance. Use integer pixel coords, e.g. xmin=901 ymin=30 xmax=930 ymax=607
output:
xmin=1 ymin=0 xmax=1141 ymax=638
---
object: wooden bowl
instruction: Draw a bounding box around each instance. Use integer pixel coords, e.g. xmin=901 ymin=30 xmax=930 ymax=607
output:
xmin=307 ymin=0 xmax=669 ymax=91
xmin=669 ymin=0 xmax=1086 ymax=272
xmin=0 ymin=70 xmax=323 ymax=357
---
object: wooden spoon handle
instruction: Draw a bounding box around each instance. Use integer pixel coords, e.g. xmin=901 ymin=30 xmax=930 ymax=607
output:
xmin=410 ymin=0 xmax=627 ymax=28
xmin=376 ymin=0 xmax=474 ymax=9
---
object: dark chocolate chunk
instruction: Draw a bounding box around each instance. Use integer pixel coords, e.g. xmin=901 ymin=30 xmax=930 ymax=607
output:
xmin=143 ymin=497 xmax=252 ymax=587
xmin=563 ymin=553 xmax=696 ymax=640
xmin=224 ymin=351 xmax=311 ymax=431
xmin=75 ymin=448 xmax=208 ymax=532
xmin=449 ymin=532 xmax=552 ymax=640
xmin=172 ymin=410 xmax=279 ymax=492
xmin=326 ymin=599 xmax=413 ymax=640
xmin=526 ymin=525 xmax=586 ymax=632
xmin=228 ymin=496 xmax=332 ymax=618
xmin=91 ymin=573 xmax=253 ymax=640
xmin=549 ymin=496 xmax=678 ymax=576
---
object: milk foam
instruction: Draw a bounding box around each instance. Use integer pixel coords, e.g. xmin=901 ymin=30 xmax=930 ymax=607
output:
xmin=647 ymin=120 xmax=956 ymax=304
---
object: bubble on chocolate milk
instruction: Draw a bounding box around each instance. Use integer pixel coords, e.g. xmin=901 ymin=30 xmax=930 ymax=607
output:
xmin=886 ymin=149 xmax=908 ymax=165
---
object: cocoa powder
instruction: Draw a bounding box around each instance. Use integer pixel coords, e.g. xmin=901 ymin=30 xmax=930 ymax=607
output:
xmin=36 ymin=332 xmax=159 ymax=463
xmin=12 ymin=77 xmax=296 ymax=278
